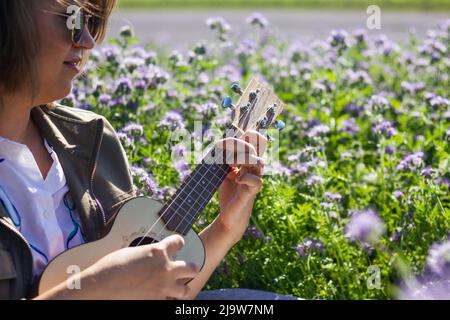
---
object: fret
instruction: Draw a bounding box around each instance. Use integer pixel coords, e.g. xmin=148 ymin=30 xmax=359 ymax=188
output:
xmin=159 ymin=204 xmax=194 ymax=233
xmin=160 ymin=161 xmax=231 ymax=234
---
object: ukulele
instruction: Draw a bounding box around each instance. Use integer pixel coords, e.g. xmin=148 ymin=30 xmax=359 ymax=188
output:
xmin=38 ymin=77 xmax=285 ymax=294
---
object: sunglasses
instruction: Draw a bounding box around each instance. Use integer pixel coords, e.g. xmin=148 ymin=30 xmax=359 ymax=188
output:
xmin=40 ymin=7 xmax=99 ymax=44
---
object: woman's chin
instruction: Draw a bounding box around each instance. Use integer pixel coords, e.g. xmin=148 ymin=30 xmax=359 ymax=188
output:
xmin=47 ymin=82 xmax=73 ymax=103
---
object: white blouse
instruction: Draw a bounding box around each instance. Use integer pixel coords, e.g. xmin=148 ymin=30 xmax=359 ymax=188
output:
xmin=0 ymin=136 xmax=85 ymax=281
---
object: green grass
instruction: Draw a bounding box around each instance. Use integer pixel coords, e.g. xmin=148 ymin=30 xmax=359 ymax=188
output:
xmin=118 ymin=0 xmax=450 ymax=11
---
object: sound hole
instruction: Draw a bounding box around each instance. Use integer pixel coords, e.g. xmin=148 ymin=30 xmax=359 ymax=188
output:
xmin=129 ymin=237 xmax=159 ymax=247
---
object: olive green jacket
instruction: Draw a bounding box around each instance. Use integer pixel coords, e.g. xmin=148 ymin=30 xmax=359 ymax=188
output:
xmin=0 ymin=105 xmax=136 ymax=299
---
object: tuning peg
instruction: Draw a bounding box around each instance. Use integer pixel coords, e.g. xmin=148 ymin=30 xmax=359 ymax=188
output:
xmin=249 ymin=90 xmax=260 ymax=103
xmin=267 ymin=104 xmax=277 ymax=115
xmin=231 ymin=83 xmax=243 ymax=95
xmin=241 ymin=104 xmax=250 ymax=113
xmin=273 ymin=120 xmax=285 ymax=130
xmin=221 ymin=96 xmax=234 ymax=109
xmin=256 ymin=118 xmax=268 ymax=130
xmin=267 ymin=107 xmax=276 ymax=115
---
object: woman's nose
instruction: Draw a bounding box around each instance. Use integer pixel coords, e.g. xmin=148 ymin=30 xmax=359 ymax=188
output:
xmin=75 ymin=24 xmax=96 ymax=50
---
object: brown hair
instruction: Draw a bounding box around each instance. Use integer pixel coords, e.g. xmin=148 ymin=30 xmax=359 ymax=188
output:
xmin=0 ymin=0 xmax=117 ymax=102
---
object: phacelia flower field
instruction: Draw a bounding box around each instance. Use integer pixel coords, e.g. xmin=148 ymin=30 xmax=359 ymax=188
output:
xmin=61 ymin=14 xmax=450 ymax=299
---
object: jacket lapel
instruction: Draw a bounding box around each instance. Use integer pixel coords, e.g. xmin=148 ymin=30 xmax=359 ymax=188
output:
xmin=30 ymin=106 xmax=103 ymax=242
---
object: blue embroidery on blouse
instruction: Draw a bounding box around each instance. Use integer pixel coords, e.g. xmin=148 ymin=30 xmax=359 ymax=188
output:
xmin=0 ymin=185 xmax=22 ymax=229
xmin=63 ymin=192 xmax=85 ymax=248
xmin=29 ymin=244 xmax=49 ymax=264
xmin=0 ymin=185 xmax=48 ymax=262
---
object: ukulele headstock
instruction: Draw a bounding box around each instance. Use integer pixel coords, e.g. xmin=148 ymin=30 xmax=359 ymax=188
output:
xmin=221 ymin=78 xmax=285 ymax=137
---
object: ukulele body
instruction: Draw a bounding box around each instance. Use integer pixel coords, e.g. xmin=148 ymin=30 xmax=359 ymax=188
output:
xmin=38 ymin=196 xmax=205 ymax=294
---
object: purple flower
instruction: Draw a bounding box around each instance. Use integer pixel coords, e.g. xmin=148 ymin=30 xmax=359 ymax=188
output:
xmin=373 ymin=120 xmax=397 ymax=138
xmin=130 ymin=166 xmax=149 ymax=183
xmin=292 ymin=163 xmax=309 ymax=175
xmin=265 ymin=162 xmax=293 ymax=176
xmin=117 ymin=132 xmax=134 ymax=150
xmin=426 ymin=241 xmax=450 ymax=277
xmin=206 ymin=16 xmax=231 ymax=34
xmin=121 ymin=56 xmax=145 ymax=73
xmin=328 ymin=29 xmax=350 ymax=50
xmin=421 ymin=166 xmax=436 ymax=178
xmin=434 ymin=177 xmax=450 ymax=189
xmin=121 ymin=122 xmax=144 ymax=137
xmin=193 ymin=102 xmax=218 ymax=115
xmin=344 ymin=70 xmax=372 ymax=86
xmin=418 ymin=38 xmax=447 ymax=61
xmin=101 ymin=45 xmax=121 ymax=63
xmin=429 ymin=96 xmax=450 ymax=109
xmin=353 ymin=29 xmax=367 ymax=45
xmin=396 ymin=152 xmax=425 ymax=172
xmin=307 ymin=124 xmax=330 ymax=138
xmin=367 ymin=94 xmax=390 ymax=113
xmin=246 ymin=12 xmax=269 ymax=28
xmin=305 ymin=175 xmax=325 ymax=187
xmin=159 ymin=110 xmax=185 ymax=130
xmin=340 ymin=118 xmax=360 ymax=135
xmin=345 ymin=209 xmax=386 ymax=245
xmin=398 ymin=240 xmax=450 ymax=300
xmin=172 ymin=144 xmax=187 ymax=160
xmin=385 ymin=146 xmax=395 ymax=155
xmin=173 ymin=160 xmax=190 ymax=181
xmin=244 ymin=225 xmax=263 ymax=240
xmin=115 ymin=76 xmax=133 ymax=95
xmin=119 ymin=25 xmax=134 ymax=38
xmin=235 ymin=38 xmax=257 ymax=58
xmin=325 ymin=192 xmax=342 ymax=202
xmin=343 ymin=103 xmax=363 ymax=117
xmin=397 ymin=272 xmax=450 ymax=300
xmin=287 ymin=41 xmax=309 ymax=62
xmin=294 ymin=237 xmax=325 ymax=257
xmin=393 ymin=190 xmax=404 ymax=200
xmin=99 ymin=94 xmax=112 ymax=105
xmin=390 ymin=228 xmax=402 ymax=242
xmin=401 ymin=81 xmax=425 ymax=95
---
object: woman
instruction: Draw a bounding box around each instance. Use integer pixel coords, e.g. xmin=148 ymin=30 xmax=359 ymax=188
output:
xmin=0 ymin=0 xmax=271 ymax=300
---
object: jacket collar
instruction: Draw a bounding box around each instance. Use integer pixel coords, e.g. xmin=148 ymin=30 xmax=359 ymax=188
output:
xmin=30 ymin=106 xmax=99 ymax=160
xmin=31 ymin=105 xmax=104 ymax=241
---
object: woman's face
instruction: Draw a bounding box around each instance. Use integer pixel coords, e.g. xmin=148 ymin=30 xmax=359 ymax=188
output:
xmin=33 ymin=1 xmax=96 ymax=105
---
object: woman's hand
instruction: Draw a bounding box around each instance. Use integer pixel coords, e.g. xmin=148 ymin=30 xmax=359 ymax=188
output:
xmin=215 ymin=130 xmax=268 ymax=243
xmin=37 ymin=235 xmax=198 ymax=300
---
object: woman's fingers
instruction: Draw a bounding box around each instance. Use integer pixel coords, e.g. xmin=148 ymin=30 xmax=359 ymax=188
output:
xmin=160 ymin=234 xmax=185 ymax=258
xmin=240 ymin=130 xmax=268 ymax=157
xmin=167 ymin=282 xmax=191 ymax=300
xmin=171 ymin=260 xmax=199 ymax=279
xmin=211 ymin=130 xmax=268 ymax=166
xmin=236 ymin=172 xmax=263 ymax=188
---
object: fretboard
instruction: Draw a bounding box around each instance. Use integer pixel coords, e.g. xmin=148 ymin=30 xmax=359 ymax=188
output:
xmin=158 ymin=158 xmax=231 ymax=235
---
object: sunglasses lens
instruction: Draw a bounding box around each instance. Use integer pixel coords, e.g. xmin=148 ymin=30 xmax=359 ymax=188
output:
xmin=72 ymin=11 xmax=85 ymax=44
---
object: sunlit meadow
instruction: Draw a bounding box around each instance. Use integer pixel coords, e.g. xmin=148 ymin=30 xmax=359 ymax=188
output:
xmin=61 ymin=14 xmax=450 ymax=299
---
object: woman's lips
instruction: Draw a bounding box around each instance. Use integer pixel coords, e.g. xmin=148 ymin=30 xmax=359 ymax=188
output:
xmin=63 ymin=61 xmax=81 ymax=73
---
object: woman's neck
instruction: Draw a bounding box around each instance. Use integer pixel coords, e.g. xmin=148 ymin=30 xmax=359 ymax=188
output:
xmin=0 ymin=93 xmax=35 ymax=145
